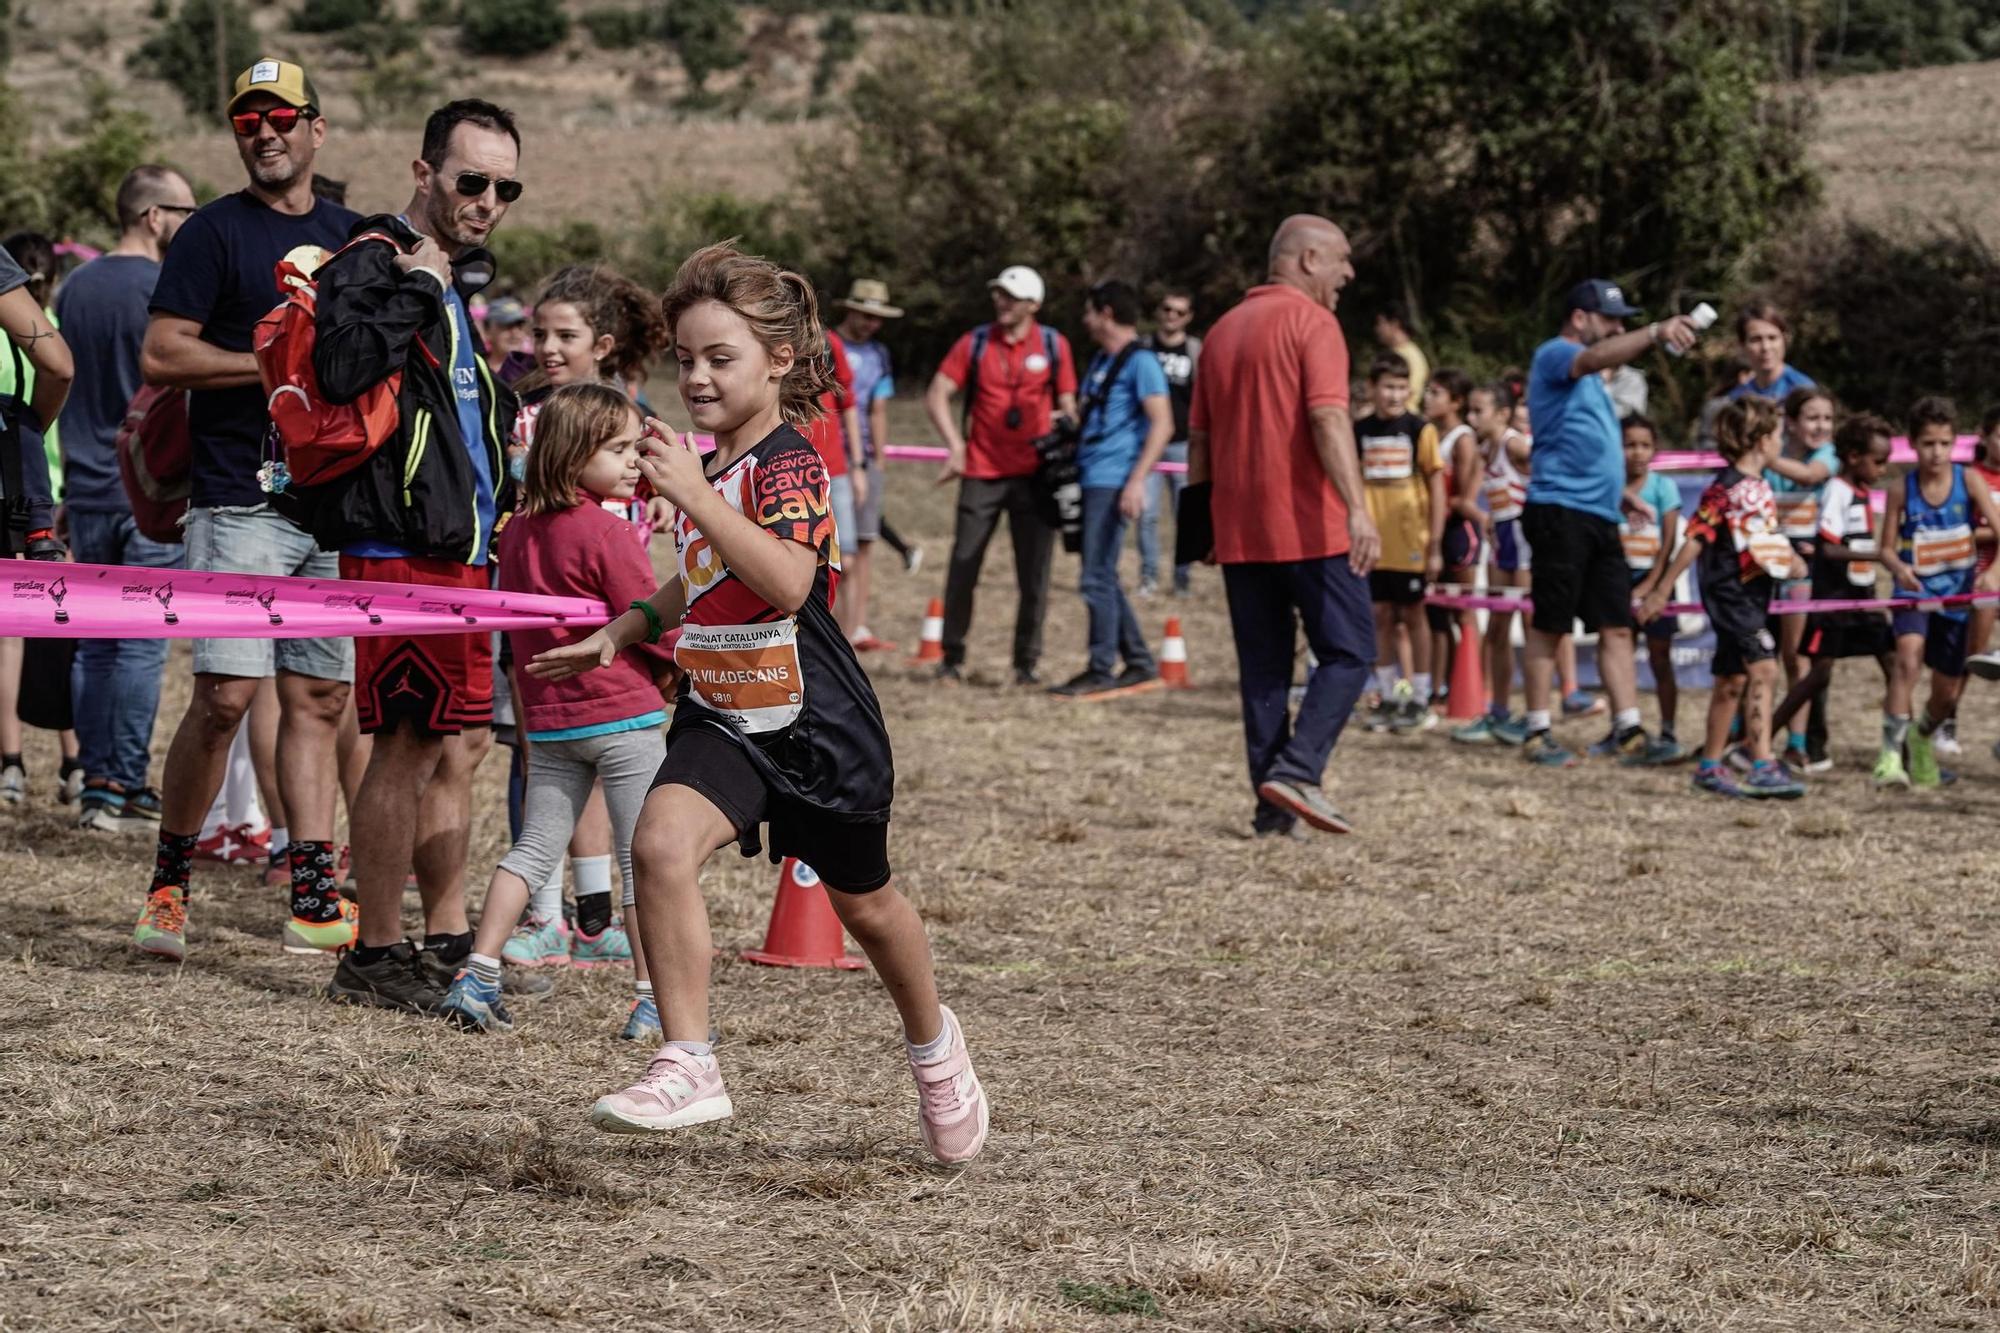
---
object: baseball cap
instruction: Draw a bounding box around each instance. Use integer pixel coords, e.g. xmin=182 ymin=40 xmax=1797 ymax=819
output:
xmin=1567 ymin=278 xmax=1642 ymax=319
xmin=484 ymin=296 xmax=528 ymax=328
xmin=228 ymin=59 xmax=320 ymax=117
xmin=989 ymin=265 xmax=1045 ymax=305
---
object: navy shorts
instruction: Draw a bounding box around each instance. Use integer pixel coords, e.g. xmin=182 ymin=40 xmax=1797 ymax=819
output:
xmin=1892 ymin=609 xmax=1970 ymax=677
xmin=1805 ymin=613 xmax=1894 ymax=662
xmin=1490 ymin=517 xmax=1530 ymax=573
xmin=1708 ymin=578 xmax=1777 ymax=678
xmin=1630 ymin=571 xmax=1675 ymax=643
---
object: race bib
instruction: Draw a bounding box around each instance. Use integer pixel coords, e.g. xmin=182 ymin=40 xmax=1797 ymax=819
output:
xmin=1620 ymin=521 xmax=1660 ymax=571
xmin=1846 ymin=536 xmax=1877 ymax=588
xmin=1774 ymin=494 xmax=1818 ymax=539
xmin=1913 ymin=524 xmax=1974 ymax=578
xmin=675 ymin=620 xmax=804 ymax=734
xmin=1363 ymin=436 xmax=1414 ymax=482
xmin=1748 ymin=530 xmax=1795 ymax=579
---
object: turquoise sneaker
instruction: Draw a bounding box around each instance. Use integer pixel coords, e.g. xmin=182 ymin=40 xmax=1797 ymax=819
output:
xmin=1450 ymin=715 xmax=1497 ymax=745
xmin=571 ymin=919 xmax=634 ymax=969
xmin=1490 ymin=715 xmax=1529 ymax=746
xmin=501 ymin=915 xmax=571 ymax=968
xmin=620 ymin=993 xmax=661 ymax=1042
xmin=440 ymin=970 xmax=515 ymax=1033
xmin=1525 ymin=732 xmax=1579 ymax=767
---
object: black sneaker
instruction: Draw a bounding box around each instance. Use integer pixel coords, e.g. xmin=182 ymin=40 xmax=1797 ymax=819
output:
xmin=936 ymin=662 xmax=964 ymax=683
xmin=23 ymin=533 xmax=66 ymax=561
xmin=1115 ymin=664 xmax=1158 ymax=689
xmin=1013 ymin=666 xmax=1042 ymax=687
xmin=1049 ymin=670 xmax=1118 ymax=697
xmin=326 ymin=941 xmax=446 ymax=1014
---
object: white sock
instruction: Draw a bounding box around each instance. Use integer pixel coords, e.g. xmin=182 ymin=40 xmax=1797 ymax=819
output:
xmin=1525 ymin=709 xmax=1552 ymax=734
xmin=667 ymin=1039 xmax=714 ymax=1059
xmin=1373 ymin=666 xmax=1398 ymax=695
xmin=1614 ymin=707 xmax=1642 ymax=732
xmin=1412 ymin=673 xmax=1432 ymax=705
xmin=907 ymin=1011 xmax=956 ymax=1064
xmin=530 ymin=865 xmax=563 ymax=922
xmin=572 ymin=854 xmax=613 ymax=901
xmin=269 ymin=826 xmax=289 ymax=858
xmin=635 ymin=978 xmax=654 ymax=1000
xmin=466 ymin=952 xmax=502 ymax=985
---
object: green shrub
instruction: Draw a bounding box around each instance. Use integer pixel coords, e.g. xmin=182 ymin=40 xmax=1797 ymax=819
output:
xmin=355 ymin=48 xmax=440 ymax=125
xmin=291 ymin=0 xmax=382 ymax=34
xmin=127 ymin=0 xmax=260 ymax=116
xmin=488 ymin=221 xmax=613 ymax=296
xmin=581 ymin=6 xmax=653 ymax=49
xmin=661 ymin=0 xmax=742 ymax=93
xmin=460 ymin=0 xmax=570 ymax=56
xmin=414 ymin=0 xmax=455 ymax=24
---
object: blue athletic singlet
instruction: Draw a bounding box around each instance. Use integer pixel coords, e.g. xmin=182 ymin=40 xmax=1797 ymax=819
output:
xmin=1900 ymin=466 xmax=1976 ymax=620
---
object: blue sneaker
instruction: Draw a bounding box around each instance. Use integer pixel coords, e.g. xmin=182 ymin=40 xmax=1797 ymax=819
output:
xmin=620 ymin=993 xmax=661 ymax=1042
xmin=1490 ymin=715 xmax=1529 ymax=746
xmin=1562 ymin=691 xmax=1605 ymax=718
xmin=440 ymin=970 xmax=515 ymax=1033
xmin=1692 ymin=764 xmax=1746 ymax=798
xmin=1450 ymin=715 xmax=1497 ymax=745
xmin=1525 ymin=733 xmax=1578 ymax=767
xmin=1621 ymin=736 xmax=1688 ymax=767
xmin=1745 ymin=759 xmax=1805 ymax=800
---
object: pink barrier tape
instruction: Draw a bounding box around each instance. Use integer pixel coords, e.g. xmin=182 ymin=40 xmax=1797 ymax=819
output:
xmin=1 ymin=562 xmax=613 ymax=639
xmin=876 ymin=443 xmax=1189 ymax=474
xmin=1427 ymin=587 xmax=1998 ymax=617
xmin=1655 ymin=433 xmax=1978 ymax=474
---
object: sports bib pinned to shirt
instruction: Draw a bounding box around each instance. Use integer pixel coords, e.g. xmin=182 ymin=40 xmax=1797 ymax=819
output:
xmin=676 ymin=619 xmax=805 ymax=734
xmin=1363 ymin=434 xmax=1415 ymax=482
xmin=1912 ymin=523 xmax=1975 ymax=578
xmin=1747 ymin=527 xmax=1795 ymax=579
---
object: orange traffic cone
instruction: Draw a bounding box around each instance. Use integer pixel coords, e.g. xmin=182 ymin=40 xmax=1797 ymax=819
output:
xmin=740 ymin=858 xmax=868 ymax=970
xmin=1160 ymin=616 xmax=1191 ymax=688
xmin=911 ymin=597 xmax=944 ymax=664
xmin=1445 ymin=607 xmax=1486 ymax=720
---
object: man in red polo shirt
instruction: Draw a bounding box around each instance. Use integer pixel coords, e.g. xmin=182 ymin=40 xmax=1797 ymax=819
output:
xmin=924 ymin=264 xmax=1079 ymax=683
xmin=1187 ymin=215 xmax=1379 ymax=838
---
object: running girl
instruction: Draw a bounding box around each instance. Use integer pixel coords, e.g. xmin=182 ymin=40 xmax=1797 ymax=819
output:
xmin=1453 ymin=380 xmax=1530 ymax=744
xmin=1614 ymin=415 xmax=1684 ymax=763
xmin=442 ymin=384 xmax=677 ymax=1036
xmin=1422 ymin=368 xmax=1483 ymax=720
xmin=1875 ymin=397 xmax=2000 ymax=789
xmin=530 ymin=243 xmax=988 ymax=1161
xmin=1640 ymin=398 xmax=1804 ymax=799
xmin=1764 ymin=385 xmax=1838 ymax=768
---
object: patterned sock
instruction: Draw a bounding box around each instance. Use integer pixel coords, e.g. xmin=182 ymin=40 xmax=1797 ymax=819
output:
xmin=465 ymin=952 xmax=502 ymax=987
xmin=151 ymin=830 xmax=199 ymax=896
xmin=288 ymin=840 xmax=341 ymax=923
xmin=575 ymin=891 xmax=613 ymax=937
xmin=635 ymin=978 xmax=654 ymax=1001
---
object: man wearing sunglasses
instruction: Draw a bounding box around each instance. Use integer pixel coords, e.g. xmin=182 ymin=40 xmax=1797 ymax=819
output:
xmin=135 ymin=60 xmax=362 ymax=966
xmin=1139 ymin=291 xmax=1201 ymax=598
xmin=301 ymin=98 xmax=524 ymax=1015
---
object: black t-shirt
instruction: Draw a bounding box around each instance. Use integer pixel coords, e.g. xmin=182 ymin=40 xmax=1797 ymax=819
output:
xmin=1142 ymin=331 xmax=1200 ymax=444
xmin=148 ymin=191 xmax=361 ymax=508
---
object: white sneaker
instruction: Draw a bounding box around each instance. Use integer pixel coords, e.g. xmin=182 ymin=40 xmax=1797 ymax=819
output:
xmin=0 ymin=763 xmax=23 ymax=805
xmin=1966 ymin=650 xmax=2000 ymax=682
xmin=1934 ymin=718 xmax=1963 ymax=758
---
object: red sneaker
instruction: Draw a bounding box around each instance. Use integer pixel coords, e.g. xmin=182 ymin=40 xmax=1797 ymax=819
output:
xmin=194 ymin=822 xmax=270 ymax=867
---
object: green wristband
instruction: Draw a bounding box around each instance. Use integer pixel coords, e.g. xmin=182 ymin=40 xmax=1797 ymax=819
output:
xmin=628 ymin=599 xmax=664 ymax=645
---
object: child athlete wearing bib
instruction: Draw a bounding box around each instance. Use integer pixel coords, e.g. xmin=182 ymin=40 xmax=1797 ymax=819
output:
xmin=528 ymin=243 xmax=988 ymax=1162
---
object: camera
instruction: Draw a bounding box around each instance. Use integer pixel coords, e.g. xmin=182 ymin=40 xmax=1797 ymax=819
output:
xmin=1031 ymin=417 xmax=1085 ymax=553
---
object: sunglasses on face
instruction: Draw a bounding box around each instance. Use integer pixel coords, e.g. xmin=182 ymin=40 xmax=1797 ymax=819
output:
xmin=154 ymin=204 xmax=197 ymax=217
xmin=230 ymin=106 xmax=313 ymax=137
xmin=453 ymin=171 xmax=524 ymax=203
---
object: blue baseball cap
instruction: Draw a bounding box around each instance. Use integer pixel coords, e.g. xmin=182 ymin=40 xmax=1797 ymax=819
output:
xmin=1567 ymin=278 xmax=1642 ymax=319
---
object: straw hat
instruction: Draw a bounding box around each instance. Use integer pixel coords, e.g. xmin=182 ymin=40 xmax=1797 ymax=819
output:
xmin=840 ymin=279 xmax=904 ymax=319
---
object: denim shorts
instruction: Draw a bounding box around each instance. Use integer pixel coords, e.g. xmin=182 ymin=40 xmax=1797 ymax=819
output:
xmin=853 ymin=455 xmax=884 ymax=543
xmin=829 ymin=472 xmax=858 ymax=564
xmin=186 ymin=505 xmax=353 ymax=682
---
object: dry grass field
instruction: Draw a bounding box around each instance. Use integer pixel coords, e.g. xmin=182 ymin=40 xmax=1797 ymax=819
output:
xmin=6 ymin=405 xmax=2000 ymax=1329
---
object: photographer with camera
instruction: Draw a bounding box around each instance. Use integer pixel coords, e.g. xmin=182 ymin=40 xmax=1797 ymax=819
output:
xmin=0 ymin=240 xmax=73 ymax=559
xmin=924 ymin=265 xmax=1079 ymax=685
xmin=1050 ymin=280 xmax=1172 ymax=697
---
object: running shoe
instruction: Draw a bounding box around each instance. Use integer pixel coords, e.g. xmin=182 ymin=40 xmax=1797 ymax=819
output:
xmin=1490 ymin=715 xmax=1530 ymax=746
xmin=591 ymin=1045 xmax=734 ymax=1134
xmin=1967 ymin=649 xmax=2000 ymax=681
xmin=1136 ymin=579 xmax=1159 ymax=600
xmin=1525 ymin=733 xmax=1578 ymax=767
xmin=571 ymin=920 xmax=634 ymax=969
xmin=133 ymin=885 xmax=188 ymax=961
xmin=1783 ymin=738 xmax=1811 ymax=771
xmin=935 ymin=662 xmax=964 ymax=683
xmin=1585 ymin=729 xmax=1622 ymax=759
xmin=503 ymin=915 xmax=572 ymax=968
xmin=1908 ymin=728 xmax=1942 ymax=788
xmin=194 ymin=822 xmax=268 ymax=866
xmin=848 ymin=632 xmax=898 ymax=654
xmin=0 ymin=763 xmax=24 ymax=806
xmin=1692 ymin=764 xmax=1746 ymax=798
xmin=57 ymin=765 xmax=83 ymax=806
xmin=1012 ymin=667 xmax=1042 ymax=687
xmin=1115 ymin=664 xmax=1160 ymax=690
xmin=440 ymin=970 xmax=515 ymax=1033
xmin=1745 ymin=760 xmax=1806 ymax=800
xmin=124 ymin=787 xmax=163 ymax=822
xmin=262 ymin=851 xmax=290 ymax=890
xmin=1562 ymin=691 xmax=1606 ymax=718
xmin=77 ymin=787 xmax=153 ymax=834
xmin=1450 ymin=715 xmax=1499 ymax=745
xmin=1389 ymin=699 xmax=1437 ymax=733
xmin=1363 ymin=694 xmax=1398 ymax=732
xmin=1804 ymin=738 xmax=1833 ymax=774
xmin=1254 ymin=778 xmax=1354 ymax=834
xmin=282 ymin=897 xmax=359 ymax=956
xmin=326 ymin=941 xmax=445 ymax=1014
xmin=1621 ymin=735 xmax=1688 ymax=767
xmin=1934 ymin=718 xmax=1963 ymax=758
xmin=620 ymin=994 xmax=662 ymax=1042
xmin=1873 ymin=749 xmax=1912 ymax=789
xmin=903 ymin=544 xmax=925 ymax=574
xmin=1049 ymin=670 xmax=1119 ymax=697
xmin=909 ymin=1006 xmax=989 ymax=1164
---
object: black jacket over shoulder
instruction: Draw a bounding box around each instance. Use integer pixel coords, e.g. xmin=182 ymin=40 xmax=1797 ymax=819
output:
xmin=298 ymin=213 xmax=516 ymax=563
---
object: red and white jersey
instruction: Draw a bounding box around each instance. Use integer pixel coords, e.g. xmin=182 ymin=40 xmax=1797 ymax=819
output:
xmin=1688 ymin=466 xmax=1791 ymax=582
xmin=1482 ymin=428 xmax=1527 ymax=522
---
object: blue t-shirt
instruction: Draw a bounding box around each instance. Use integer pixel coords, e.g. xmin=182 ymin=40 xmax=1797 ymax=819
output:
xmin=53 ymin=256 xmax=160 ymax=512
xmin=1730 ymin=365 xmax=1815 ymax=403
xmin=1765 ymin=442 xmax=1837 ymax=541
xmin=1526 ymin=336 xmax=1623 ymax=523
xmin=842 ymin=336 xmax=894 ymax=457
xmin=1619 ymin=469 xmax=1682 ymax=573
xmin=148 ymin=191 xmax=361 ymax=508
xmin=1077 ymin=345 xmax=1170 ymax=490
xmin=347 ymin=283 xmax=497 ymax=566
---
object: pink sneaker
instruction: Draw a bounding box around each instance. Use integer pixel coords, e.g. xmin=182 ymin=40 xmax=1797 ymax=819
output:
xmin=590 ymin=1045 xmax=734 ymax=1134
xmin=909 ymin=1006 xmax=989 ymax=1163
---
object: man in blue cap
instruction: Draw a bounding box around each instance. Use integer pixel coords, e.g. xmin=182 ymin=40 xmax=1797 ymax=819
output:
xmin=1516 ymin=279 xmax=1702 ymax=767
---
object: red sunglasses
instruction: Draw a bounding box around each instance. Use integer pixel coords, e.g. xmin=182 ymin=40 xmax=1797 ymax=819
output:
xmin=230 ymin=106 xmax=313 ymax=137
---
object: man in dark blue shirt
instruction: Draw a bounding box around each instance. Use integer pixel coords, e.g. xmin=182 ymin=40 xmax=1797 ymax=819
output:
xmin=56 ymin=165 xmax=199 ymax=831
xmin=135 ymin=58 xmax=362 ymax=966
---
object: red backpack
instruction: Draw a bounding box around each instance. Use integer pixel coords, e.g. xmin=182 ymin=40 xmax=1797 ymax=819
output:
xmin=115 ymin=385 xmax=193 ymax=542
xmin=253 ymin=230 xmax=438 ymax=489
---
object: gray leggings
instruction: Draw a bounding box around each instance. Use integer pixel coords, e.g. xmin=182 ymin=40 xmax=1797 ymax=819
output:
xmin=498 ymin=725 xmax=666 ymax=908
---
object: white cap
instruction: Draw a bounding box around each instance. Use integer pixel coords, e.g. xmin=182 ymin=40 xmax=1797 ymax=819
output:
xmin=989 ymin=265 xmax=1045 ymax=305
